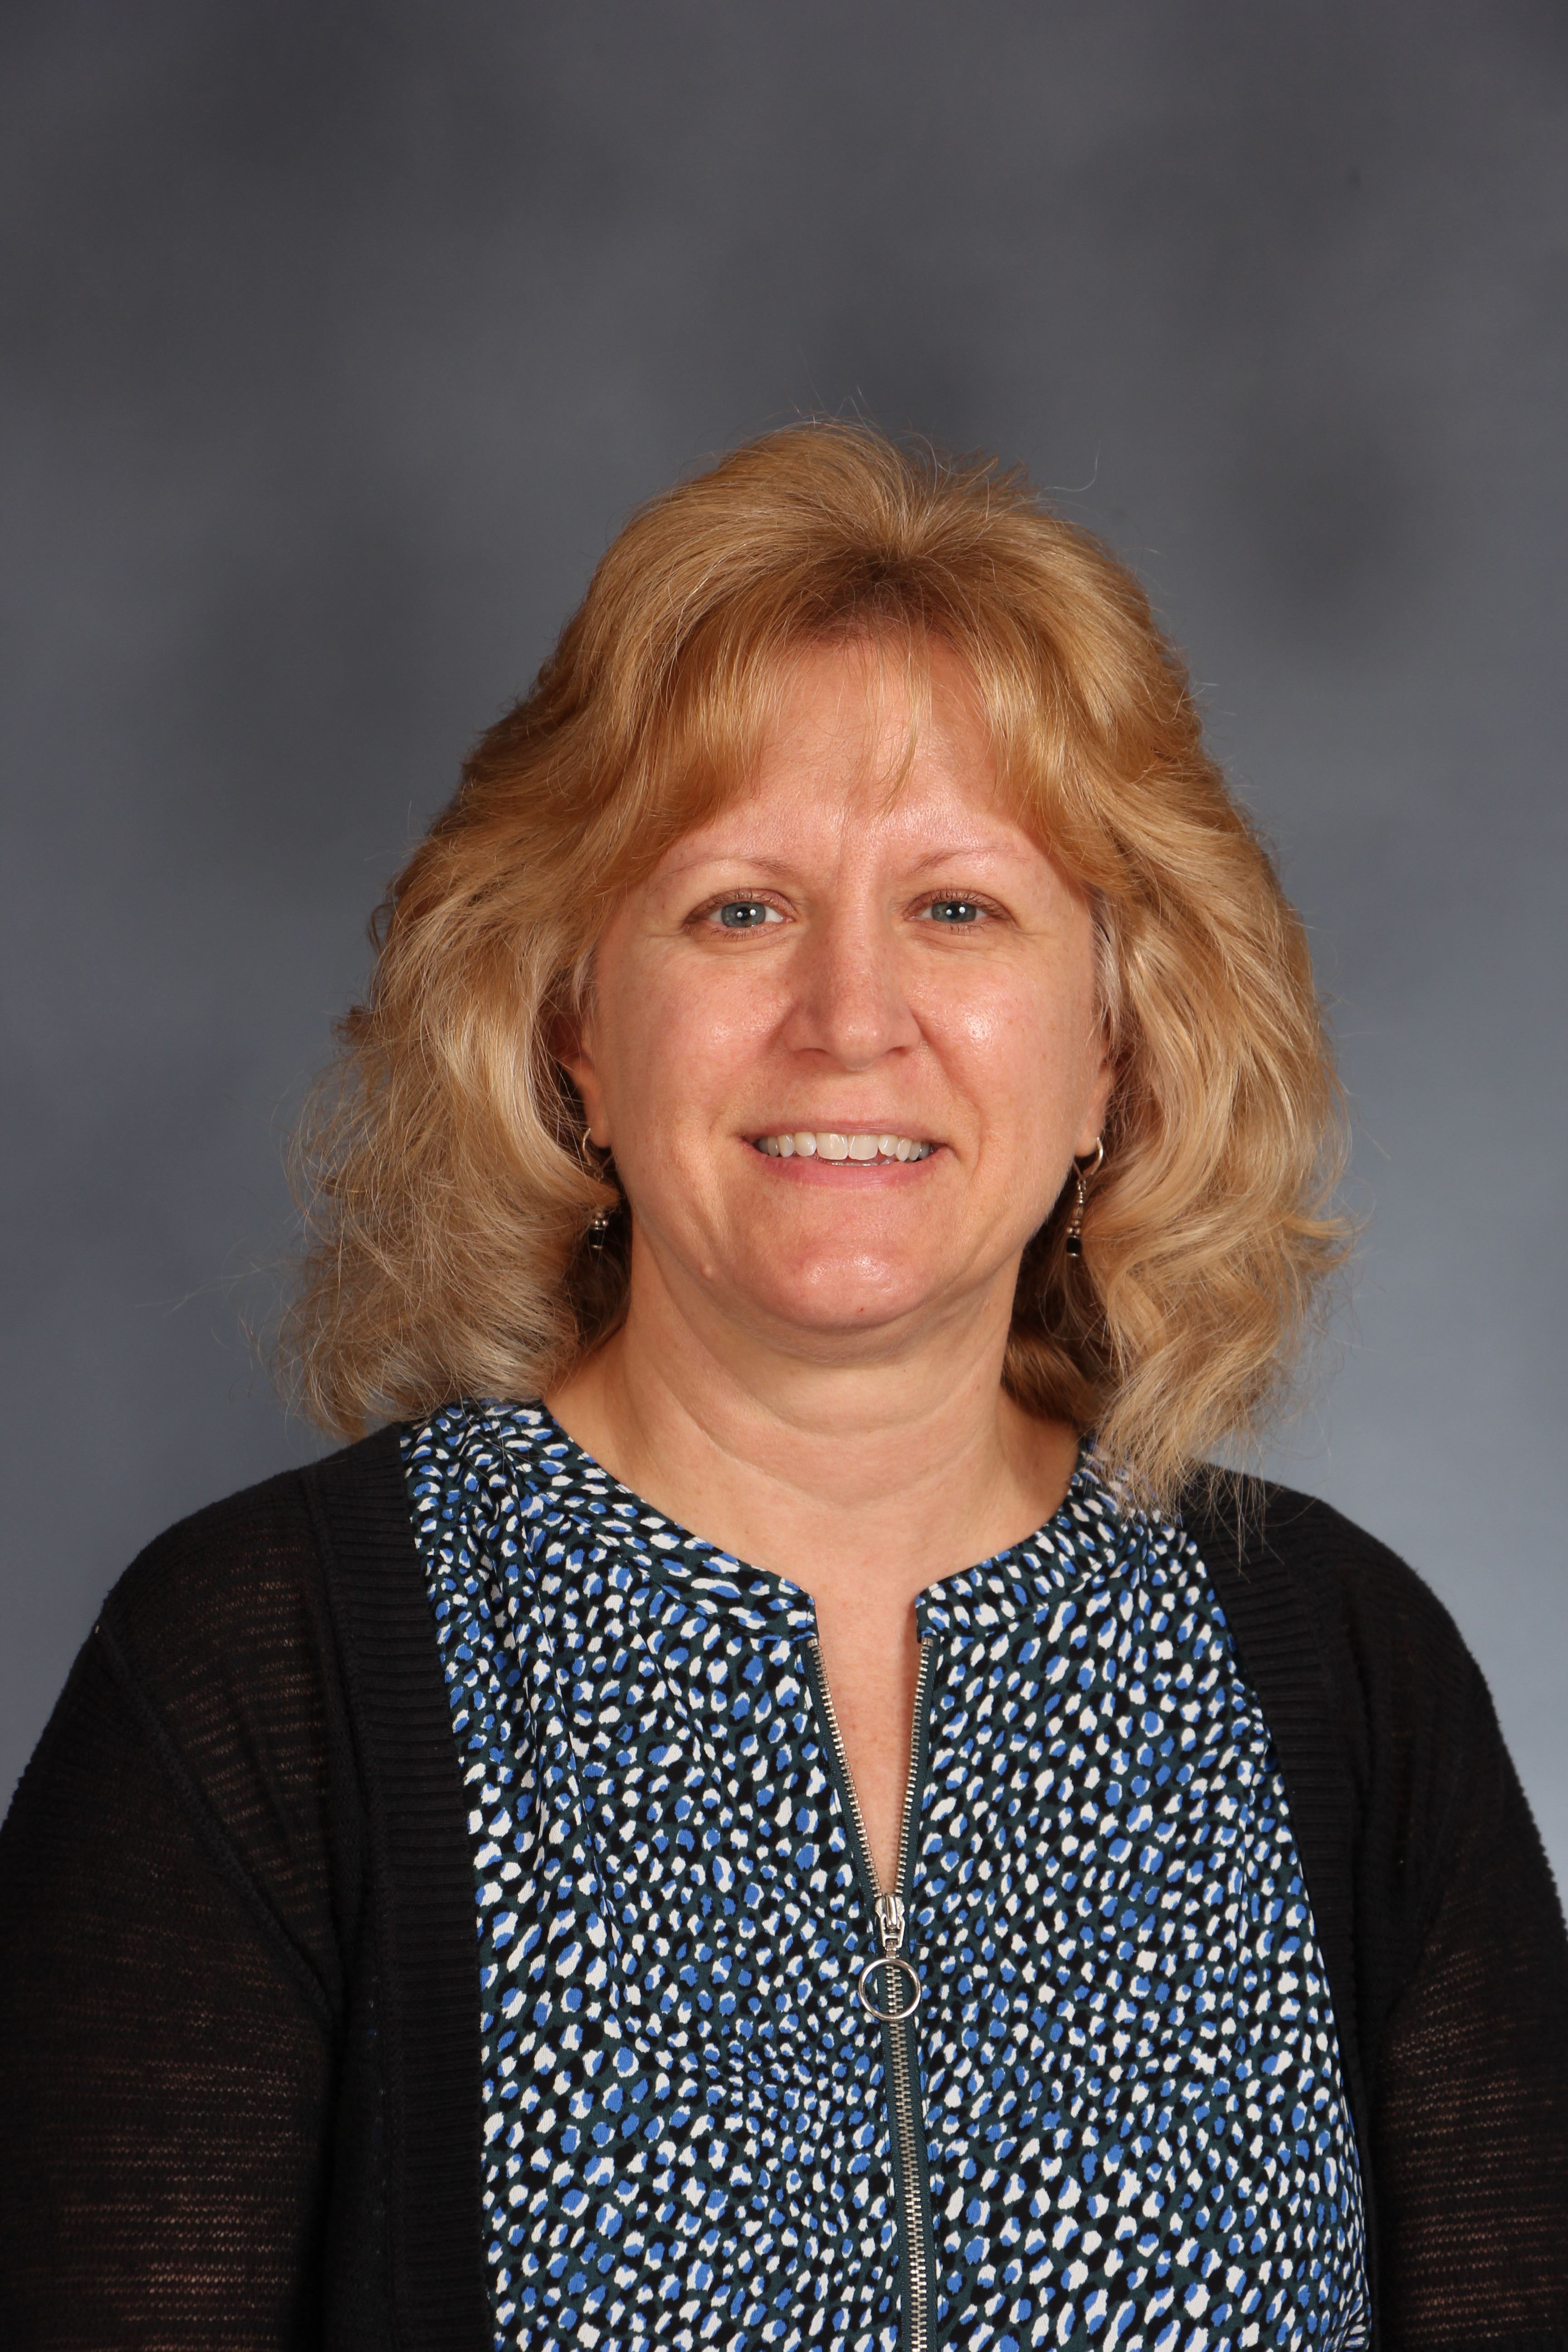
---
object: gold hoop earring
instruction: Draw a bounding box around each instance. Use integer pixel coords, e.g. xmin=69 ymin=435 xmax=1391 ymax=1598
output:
xmin=1063 ymin=1137 xmax=1104 ymax=1259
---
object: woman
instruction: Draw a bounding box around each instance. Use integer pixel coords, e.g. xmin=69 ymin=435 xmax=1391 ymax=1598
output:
xmin=2 ymin=424 xmax=1564 ymax=2352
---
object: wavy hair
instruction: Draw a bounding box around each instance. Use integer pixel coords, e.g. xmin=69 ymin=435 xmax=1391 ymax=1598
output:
xmin=282 ymin=422 xmax=1350 ymax=1508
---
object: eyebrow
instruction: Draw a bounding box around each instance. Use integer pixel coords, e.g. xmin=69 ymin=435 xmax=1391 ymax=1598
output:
xmin=903 ymin=843 xmax=1020 ymax=872
xmin=660 ymin=854 xmax=804 ymax=882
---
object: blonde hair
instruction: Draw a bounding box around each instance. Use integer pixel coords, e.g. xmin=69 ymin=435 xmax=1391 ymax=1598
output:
xmin=283 ymin=422 xmax=1350 ymax=1508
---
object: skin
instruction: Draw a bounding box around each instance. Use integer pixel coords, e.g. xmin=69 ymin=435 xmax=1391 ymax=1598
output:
xmin=551 ymin=636 xmax=1113 ymax=1888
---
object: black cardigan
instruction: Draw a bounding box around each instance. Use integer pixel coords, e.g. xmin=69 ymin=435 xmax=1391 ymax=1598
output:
xmin=1 ymin=1428 xmax=1564 ymax=2351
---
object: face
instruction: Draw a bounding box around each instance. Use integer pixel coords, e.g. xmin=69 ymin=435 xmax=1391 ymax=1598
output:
xmin=562 ymin=637 xmax=1113 ymax=1360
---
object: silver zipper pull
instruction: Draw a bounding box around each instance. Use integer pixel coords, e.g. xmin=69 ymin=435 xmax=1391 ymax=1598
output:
xmin=862 ymin=1891 xmax=921 ymax=2022
xmin=874 ymin=1890 xmax=906 ymax=1954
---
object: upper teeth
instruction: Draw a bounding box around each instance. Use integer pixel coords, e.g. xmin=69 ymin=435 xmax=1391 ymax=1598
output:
xmin=755 ymin=1132 xmax=934 ymax=1162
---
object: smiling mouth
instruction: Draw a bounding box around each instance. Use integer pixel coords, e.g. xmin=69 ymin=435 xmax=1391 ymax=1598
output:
xmin=751 ymin=1130 xmax=936 ymax=1163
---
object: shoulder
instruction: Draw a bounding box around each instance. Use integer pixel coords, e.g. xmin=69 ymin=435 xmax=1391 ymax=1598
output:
xmin=89 ymin=1427 xmax=412 ymax=1957
xmin=1185 ymin=1471 xmax=1476 ymax=1705
xmin=99 ymin=1424 xmax=408 ymax=1699
xmin=1182 ymin=1470 xmax=1495 ymax=1874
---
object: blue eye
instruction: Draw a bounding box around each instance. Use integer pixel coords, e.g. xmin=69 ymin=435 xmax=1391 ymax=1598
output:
xmin=714 ymin=900 xmax=777 ymax=929
xmin=926 ymin=899 xmax=982 ymax=924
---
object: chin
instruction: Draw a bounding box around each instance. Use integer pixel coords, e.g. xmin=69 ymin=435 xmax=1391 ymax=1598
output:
xmin=743 ymin=1264 xmax=947 ymax=1342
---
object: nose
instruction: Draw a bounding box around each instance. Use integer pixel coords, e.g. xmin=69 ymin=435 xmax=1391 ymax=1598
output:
xmin=779 ymin=906 xmax=922 ymax=1070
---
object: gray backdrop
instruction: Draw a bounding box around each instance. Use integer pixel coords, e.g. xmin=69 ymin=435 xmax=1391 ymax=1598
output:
xmin=4 ymin=1 xmax=1565 ymax=1880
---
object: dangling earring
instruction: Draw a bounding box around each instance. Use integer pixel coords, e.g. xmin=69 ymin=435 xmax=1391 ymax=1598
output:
xmin=1063 ymin=1137 xmax=1104 ymax=1259
xmin=579 ymin=1134 xmax=615 ymax=1248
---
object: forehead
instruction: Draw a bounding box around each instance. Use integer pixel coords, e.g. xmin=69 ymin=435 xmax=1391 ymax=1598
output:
xmin=769 ymin=632 xmax=992 ymax=776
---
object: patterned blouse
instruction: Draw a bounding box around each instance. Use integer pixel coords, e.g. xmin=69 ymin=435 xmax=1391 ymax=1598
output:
xmin=404 ymin=1400 xmax=1369 ymax=2352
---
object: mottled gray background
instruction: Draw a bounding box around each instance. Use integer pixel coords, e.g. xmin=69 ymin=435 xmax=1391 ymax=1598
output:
xmin=3 ymin=1 xmax=1564 ymax=1875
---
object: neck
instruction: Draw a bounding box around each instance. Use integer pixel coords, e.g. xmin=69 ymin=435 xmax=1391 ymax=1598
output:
xmin=546 ymin=1235 xmax=1087 ymax=1895
xmin=545 ymin=1240 xmax=1081 ymax=1605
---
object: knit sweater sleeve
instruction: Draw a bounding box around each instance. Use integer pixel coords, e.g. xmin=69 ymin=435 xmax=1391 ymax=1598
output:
xmin=1276 ymin=1495 xmax=1568 ymax=2351
xmin=0 ymin=1468 xmax=359 ymax=2351
xmin=1365 ymin=1631 xmax=1568 ymax=2348
xmin=1188 ymin=1480 xmax=1568 ymax=2350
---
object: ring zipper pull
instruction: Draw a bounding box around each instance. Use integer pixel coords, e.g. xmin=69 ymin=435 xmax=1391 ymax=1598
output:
xmin=860 ymin=1890 xmax=923 ymax=2022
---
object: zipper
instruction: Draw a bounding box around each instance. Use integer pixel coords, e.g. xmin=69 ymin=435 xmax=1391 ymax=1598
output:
xmin=809 ymin=1635 xmax=936 ymax=2352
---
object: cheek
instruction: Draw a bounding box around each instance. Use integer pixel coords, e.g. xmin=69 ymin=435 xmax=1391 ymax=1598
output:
xmin=938 ymin=971 xmax=1095 ymax=1098
xmin=923 ymin=965 xmax=1103 ymax=1174
xmin=599 ymin=953 xmax=776 ymax=1130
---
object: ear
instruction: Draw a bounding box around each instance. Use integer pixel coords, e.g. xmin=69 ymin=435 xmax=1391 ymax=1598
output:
xmin=1073 ymin=1048 xmax=1115 ymax=1160
xmin=551 ymin=1009 xmax=612 ymax=1149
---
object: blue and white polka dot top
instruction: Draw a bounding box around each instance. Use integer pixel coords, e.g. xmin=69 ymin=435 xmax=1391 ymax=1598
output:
xmin=404 ymin=1398 xmax=1369 ymax=2352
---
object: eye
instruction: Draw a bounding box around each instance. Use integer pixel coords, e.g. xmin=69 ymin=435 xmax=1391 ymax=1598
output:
xmin=921 ymin=898 xmax=984 ymax=925
xmin=707 ymin=898 xmax=784 ymax=930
